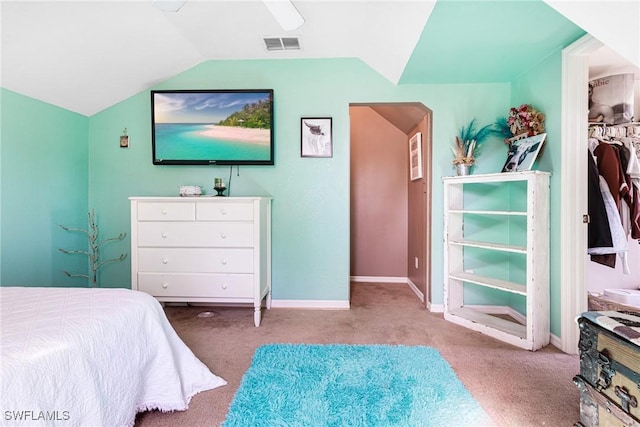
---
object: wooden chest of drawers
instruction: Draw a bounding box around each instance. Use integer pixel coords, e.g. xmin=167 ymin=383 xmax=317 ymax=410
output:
xmin=130 ymin=197 xmax=272 ymax=326
xmin=574 ymin=311 xmax=640 ymax=426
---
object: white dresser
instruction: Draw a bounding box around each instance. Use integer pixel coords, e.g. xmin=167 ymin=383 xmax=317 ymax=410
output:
xmin=130 ymin=196 xmax=272 ymax=326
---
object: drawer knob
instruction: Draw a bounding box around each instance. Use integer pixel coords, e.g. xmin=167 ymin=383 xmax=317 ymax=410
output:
xmin=220 ymin=232 xmax=227 ymax=239
xmin=161 ymin=209 xmax=167 ymax=215
xmin=162 ymin=259 xmax=168 ymax=264
xmin=221 ymin=259 xmax=228 ymax=265
xmin=222 ymin=284 xmax=228 ymax=290
xmin=221 ymin=209 xmax=227 ymax=215
xmin=161 ymin=233 xmax=167 ymax=238
xmin=162 ymin=283 xmax=168 ymax=289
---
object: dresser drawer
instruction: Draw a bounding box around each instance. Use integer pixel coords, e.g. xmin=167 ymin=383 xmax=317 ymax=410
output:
xmin=137 ymin=202 xmax=195 ymax=221
xmin=137 ymin=248 xmax=254 ymax=273
xmin=138 ymin=222 xmax=253 ymax=247
xmin=197 ymin=202 xmax=253 ymax=221
xmin=138 ymin=273 xmax=253 ymax=298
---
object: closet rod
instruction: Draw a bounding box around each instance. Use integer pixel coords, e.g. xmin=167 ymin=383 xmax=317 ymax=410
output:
xmin=588 ymin=122 xmax=640 ymax=126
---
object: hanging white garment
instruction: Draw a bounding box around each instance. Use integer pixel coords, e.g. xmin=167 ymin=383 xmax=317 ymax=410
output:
xmin=588 ymin=176 xmax=630 ymax=274
xmin=622 ymin=138 xmax=640 ymax=178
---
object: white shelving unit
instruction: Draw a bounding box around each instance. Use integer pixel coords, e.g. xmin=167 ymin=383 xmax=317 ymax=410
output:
xmin=443 ymin=171 xmax=550 ymax=350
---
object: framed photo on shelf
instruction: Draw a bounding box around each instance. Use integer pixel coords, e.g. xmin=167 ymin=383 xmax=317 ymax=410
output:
xmin=502 ymin=133 xmax=546 ymax=172
xmin=409 ymin=132 xmax=423 ymax=181
xmin=301 ymin=117 xmax=332 ymax=158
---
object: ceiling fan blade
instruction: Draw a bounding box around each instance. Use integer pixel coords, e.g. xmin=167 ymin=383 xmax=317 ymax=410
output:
xmin=263 ymin=0 xmax=305 ymax=31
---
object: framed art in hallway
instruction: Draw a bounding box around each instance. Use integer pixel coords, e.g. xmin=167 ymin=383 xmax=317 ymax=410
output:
xmin=409 ymin=132 xmax=422 ymax=181
xmin=301 ymin=117 xmax=332 ymax=158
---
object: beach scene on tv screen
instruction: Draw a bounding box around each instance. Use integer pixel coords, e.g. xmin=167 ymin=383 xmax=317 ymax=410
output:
xmin=153 ymin=91 xmax=271 ymax=161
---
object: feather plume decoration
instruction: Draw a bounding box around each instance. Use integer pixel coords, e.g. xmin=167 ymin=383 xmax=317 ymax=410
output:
xmin=493 ymin=116 xmax=512 ymax=140
xmin=452 ymin=119 xmax=495 ymax=165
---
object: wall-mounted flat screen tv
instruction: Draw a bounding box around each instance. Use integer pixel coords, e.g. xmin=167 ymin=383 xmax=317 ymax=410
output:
xmin=151 ymin=89 xmax=274 ymax=165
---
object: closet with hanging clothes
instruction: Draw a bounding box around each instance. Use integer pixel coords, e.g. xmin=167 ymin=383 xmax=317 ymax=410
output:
xmin=587 ymin=121 xmax=640 ymax=309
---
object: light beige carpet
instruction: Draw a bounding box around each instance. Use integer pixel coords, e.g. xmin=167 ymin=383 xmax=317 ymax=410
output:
xmin=135 ymin=282 xmax=580 ymax=426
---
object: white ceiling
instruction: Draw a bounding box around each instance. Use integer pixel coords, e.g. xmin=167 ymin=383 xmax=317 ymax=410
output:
xmin=1 ymin=0 xmax=638 ymax=117
xmin=590 ymin=45 xmax=640 ymax=80
xmin=0 ymin=0 xmax=435 ymax=116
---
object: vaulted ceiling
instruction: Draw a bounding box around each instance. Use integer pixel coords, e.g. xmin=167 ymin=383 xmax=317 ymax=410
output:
xmin=1 ymin=0 xmax=638 ymax=117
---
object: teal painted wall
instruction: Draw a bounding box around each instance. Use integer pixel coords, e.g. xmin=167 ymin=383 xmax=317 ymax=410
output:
xmin=428 ymin=83 xmax=510 ymax=308
xmin=1 ymin=88 xmax=89 ymax=287
xmin=0 ymin=55 xmax=566 ymax=335
xmin=511 ymin=49 xmax=563 ymax=335
xmin=87 ymin=58 xmax=510 ymax=301
xmin=0 ymin=0 xmax=591 ymax=342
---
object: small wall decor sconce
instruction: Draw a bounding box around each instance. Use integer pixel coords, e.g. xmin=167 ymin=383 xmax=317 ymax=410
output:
xmin=120 ymin=128 xmax=129 ymax=148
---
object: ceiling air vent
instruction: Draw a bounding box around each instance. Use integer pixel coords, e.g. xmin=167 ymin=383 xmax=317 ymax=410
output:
xmin=263 ymin=36 xmax=301 ymax=51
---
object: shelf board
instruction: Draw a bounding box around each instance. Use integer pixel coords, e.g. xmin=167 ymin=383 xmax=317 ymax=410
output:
xmin=448 ymin=239 xmax=527 ymax=254
xmin=448 ymin=209 xmax=527 ymax=216
xmin=449 ymin=271 xmax=526 ymax=295
xmin=442 ymin=171 xmax=550 ymax=184
xmin=446 ymin=306 xmax=528 ymax=343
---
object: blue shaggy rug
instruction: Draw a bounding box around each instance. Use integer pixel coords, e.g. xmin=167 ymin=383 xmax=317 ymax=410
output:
xmin=223 ymin=344 xmax=492 ymax=427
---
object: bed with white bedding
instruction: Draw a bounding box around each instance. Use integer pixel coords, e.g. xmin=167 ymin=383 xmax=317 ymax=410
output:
xmin=0 ymin=286 xmax=226 ymax=426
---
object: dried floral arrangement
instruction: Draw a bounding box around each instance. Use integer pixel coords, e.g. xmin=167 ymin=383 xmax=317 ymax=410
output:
xmin=452 ymin=118 xmax=495 ymax=165
xmin=495 ymin=104 xmax=545 ymax=144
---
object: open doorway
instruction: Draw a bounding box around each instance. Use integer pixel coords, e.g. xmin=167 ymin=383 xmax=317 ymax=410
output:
xmin=561 ymin=34 xmax=640 ymax=354
xmin=349 ymin=102 xmax=433 ymax=308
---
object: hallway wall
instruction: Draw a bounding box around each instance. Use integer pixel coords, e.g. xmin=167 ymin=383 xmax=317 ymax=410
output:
xmin=350 ymin=106 xmax=408 ymax=278
xmin=407 ymin=115 xmax=430 ymax=300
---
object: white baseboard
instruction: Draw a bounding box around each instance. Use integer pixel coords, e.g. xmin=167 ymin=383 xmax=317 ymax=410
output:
xmin=406 ymin=279 xmax=424 ymax=302
xmin=350 ymin=276 xmax=407 ymax=283
xmin=428 ymin=302 xmax=444 ymax=313
xmin=550 ymin=333 xmax=562 ymax=349
xmin=271 ymin=300 xmax=350 ymax=310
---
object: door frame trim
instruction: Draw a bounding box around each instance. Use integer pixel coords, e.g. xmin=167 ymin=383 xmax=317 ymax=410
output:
xmin=560 ymin=34 xmax=603 ymax=354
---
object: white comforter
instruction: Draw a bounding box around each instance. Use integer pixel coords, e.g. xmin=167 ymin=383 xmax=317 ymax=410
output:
xmin=0 ymin=287 xmax=226 ymax=426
